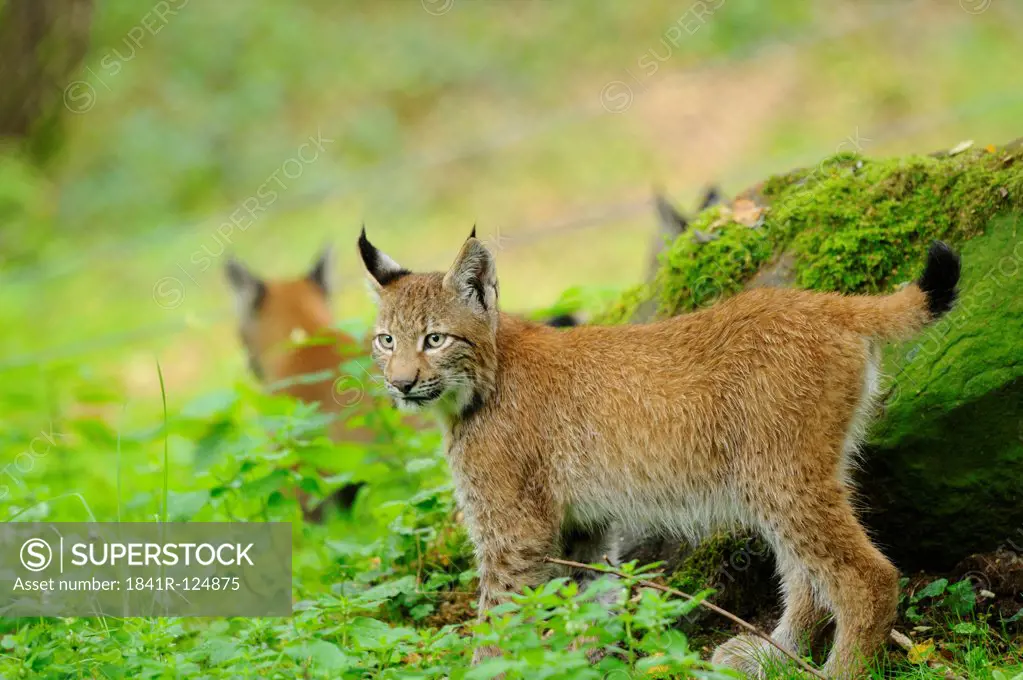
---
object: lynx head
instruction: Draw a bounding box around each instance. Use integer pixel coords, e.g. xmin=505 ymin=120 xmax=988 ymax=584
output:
xmin=224 ymin=247 xmax=334 ymax=380
xmin=358 ymin=227 xmax=499 ymax=416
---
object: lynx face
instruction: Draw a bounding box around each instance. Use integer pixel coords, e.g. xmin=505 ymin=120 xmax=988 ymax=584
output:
xmin=224 ymin=248 xmax=334 ymax=381
xmin=359 ymin=228 xmax=499 ymax=414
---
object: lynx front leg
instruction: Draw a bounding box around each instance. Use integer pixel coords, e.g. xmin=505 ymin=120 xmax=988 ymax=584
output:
xmin=470 ymin=506 xmax=563 ymax=665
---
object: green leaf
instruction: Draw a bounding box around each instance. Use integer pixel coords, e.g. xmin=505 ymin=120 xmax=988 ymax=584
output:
xmin=193 ymin=420 xmax=234 ymax=471
xmin=357 ymin=576 xmax=419 ymax=606
xmin=167 ymin=489 xmax=209 ymax=521
xmin=180 ymin=390 xmax=238 ymax=419
xmin=465 ymin=657 xmax=526 ymax=680
xmin=98 ymin=665 xmax=126 ymax=679
xmin=405 ymin=457 xmax=438 ymax=474
xmin=944 ymin=579 xmax=977 ymax=615
xmin=952 ymin=622 xmax=979 ymax=635
xmin=204 ymin=637 xmax=242 ymax=665
xmin=239 ymin=469 xmax=291 ymax=497
xmin=346 ymin=617 xmax=416 ymax=650
xmin=409 ymin=603 xmax=434 ymax=620
xmin=913 ymin=578 xmax=948 ymax=601
xmin=284 ymin=640 xmax=354 ymax=671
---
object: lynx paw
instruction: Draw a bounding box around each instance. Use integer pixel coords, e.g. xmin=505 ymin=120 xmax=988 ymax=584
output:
xmin=712 ymin=634 xmax=776 ymax=679
xmin=471 ymin=644 xmax=502 ymax=666
xmin=568 ymin=635 xmax=607 ymax=664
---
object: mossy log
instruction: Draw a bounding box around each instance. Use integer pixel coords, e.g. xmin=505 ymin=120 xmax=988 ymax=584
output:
xmin=608 ymin=139 xmax=1023 ymax=579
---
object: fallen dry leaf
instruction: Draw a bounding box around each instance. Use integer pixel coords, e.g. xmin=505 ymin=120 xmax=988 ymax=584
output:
xmin=732 ymin=198 xmax=766 ymax=227
xmin=949 ymin=140 xmax=974 ymax=156
xmin=908 ymin=639 xmax=936 ymax=664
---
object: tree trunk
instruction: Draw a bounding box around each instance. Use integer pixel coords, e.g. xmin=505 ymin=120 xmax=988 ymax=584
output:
xmin=0 ymin=0 xmax=94 ymax=153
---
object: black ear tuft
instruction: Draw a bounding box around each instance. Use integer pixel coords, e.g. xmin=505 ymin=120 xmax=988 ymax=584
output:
xmin=225 ymin=256 xmax=247 ymax=289
xmin=918 ymin=240 xmax=961 ymax=318
xmin=307 ymin=244 xmax=333 ymax=295
xmin=470 ymin=224 xmax=477 ymax=239
xmin=225 ymin=256 xmax=266 ymax=313
xmin=655 ymin=193 xmax=688 ymax=234
xmin=699 ymin=186 xmax=723 ymax=210
xmin=357 ymin=226 xmax=373 ymax=267
xmin=358 ymin=227 xmax=410 ymax=287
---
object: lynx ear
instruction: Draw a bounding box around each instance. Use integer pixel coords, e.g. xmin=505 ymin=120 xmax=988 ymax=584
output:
xmin=357 ymin=227 xmax=409 ymax=291
xmin=307 ymin=244 xmax=333 ymax=296
xmin=654 ymin=193 xmax=688 ymax=235
xmin=443 ymin=233 xmax=498 ymax=314
xmin=225 ymin=256 xmax=266 ymax=316
xmin=698 ymin=185 xmax=723 ymax=210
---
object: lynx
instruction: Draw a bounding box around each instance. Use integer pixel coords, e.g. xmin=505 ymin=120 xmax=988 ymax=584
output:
xmin=650 ymin=185 xmax=723 ymax=277
xmin=226 ymin=248 xmax=370 ymax=520
xmin=357 ymin=227 xmax=960 ymax=678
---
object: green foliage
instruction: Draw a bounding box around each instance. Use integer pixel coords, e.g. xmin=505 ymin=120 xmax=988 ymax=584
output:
xmin=904 ymin=577 xmax=981 ymax=624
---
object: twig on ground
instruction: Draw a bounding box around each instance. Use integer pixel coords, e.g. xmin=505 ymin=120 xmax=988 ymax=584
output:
xmin=888 ymin=629 xmax=913 ymax=651
xmin=544 ymin=555 xmax=827 ymax=680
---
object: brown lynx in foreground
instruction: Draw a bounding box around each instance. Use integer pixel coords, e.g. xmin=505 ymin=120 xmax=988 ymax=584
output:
xmin=358 ymin=228 xmax=961 ymax=678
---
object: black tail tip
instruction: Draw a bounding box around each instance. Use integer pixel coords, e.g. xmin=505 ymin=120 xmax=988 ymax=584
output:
xmin=545 ymin=313 xmax=579 ymax=328
xmin=918 ymin=240 xmax=961 ymax=318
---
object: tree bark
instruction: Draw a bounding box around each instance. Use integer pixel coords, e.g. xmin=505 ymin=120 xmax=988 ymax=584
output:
xmin=0 ymin=0 xmax=94 ymax=144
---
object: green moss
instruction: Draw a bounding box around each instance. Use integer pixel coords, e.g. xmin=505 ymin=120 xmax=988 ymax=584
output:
xmin=665 ymin=532 xmax=777 ymax=627
xmin=667 ymin=531 xmax=745 ymax=595
xmin=862 ymin=213 xmax=1023 ymax=569
xmin=608 ymin=144 xmax=1023 ymax=321
xmin=652 ymin=211 xmax=775 ymax=318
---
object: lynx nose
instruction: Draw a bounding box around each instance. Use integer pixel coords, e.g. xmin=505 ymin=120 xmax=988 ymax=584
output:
xmin=390 ymin=375 xmax=418 ymax=394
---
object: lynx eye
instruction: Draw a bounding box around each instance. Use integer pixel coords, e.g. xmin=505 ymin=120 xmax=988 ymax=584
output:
xmin=424 ymin=333 xmax=447 ymax=349
xmin=376 ymin=334 xmax=394 ymax=350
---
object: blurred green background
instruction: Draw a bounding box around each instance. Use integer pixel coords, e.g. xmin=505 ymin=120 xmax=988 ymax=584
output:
xmin=2 ymin=0 xmax=1023 ymax=410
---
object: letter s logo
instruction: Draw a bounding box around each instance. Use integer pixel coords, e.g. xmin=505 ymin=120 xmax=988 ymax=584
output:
xmin=20 ymin=539 xmax=53 ymax=572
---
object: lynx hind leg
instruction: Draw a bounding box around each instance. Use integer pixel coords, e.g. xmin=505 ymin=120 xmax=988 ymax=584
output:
xmin=772 ymin=561 xmax=831 ymax=657
xmin=562 ymin=522 xmax=623 ymax=603
xmin=730 ymin=483 xmax=896 ymax=679
xmin=560 ymin=522 xmax=626 ymax=663
xmin=712 ymin=634 xmax=808 ymax=679
xmin=713 ymin=560 xmax=830 ymax=677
